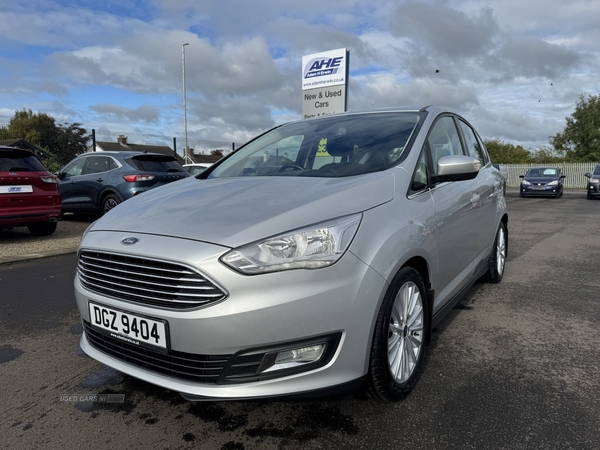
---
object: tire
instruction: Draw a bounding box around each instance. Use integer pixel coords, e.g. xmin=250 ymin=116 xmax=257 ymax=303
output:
xmin=484 ymin=221 xmax=507 ymax=283
xmin=367 ymin=267 xmax=429 ymax=401
xmin=587 ymin=192 xmax=593 ymax=199
xmin=102 ymin=194 xmax=121 ymax=215
xmin=27 ymin=222 xmax=57 ymax=236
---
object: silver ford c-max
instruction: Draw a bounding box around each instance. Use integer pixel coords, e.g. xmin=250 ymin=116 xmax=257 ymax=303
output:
xmin=75 ymin=106 xmax=507 ymax=401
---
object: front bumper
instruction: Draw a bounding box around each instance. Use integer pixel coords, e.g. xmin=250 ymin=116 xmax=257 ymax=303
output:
xmin=520 ymin=184 xmax=560 ymax=196
xmin=587 ymin=183 xmax=600 ymax=197
xmin=75 ymin=230 xmax=386 ymax=400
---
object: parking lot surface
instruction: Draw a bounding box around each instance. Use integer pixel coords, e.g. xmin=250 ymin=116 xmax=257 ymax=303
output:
xmin=1 ymin=189 xmax=599 ymax=449
xmin=0 ymin=214 xmax=94 ymax=263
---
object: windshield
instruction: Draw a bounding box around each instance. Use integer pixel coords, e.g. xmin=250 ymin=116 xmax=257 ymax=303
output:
xmin=526 ymin=168 xmax=558 ymax=177
xmin=208 ymin=112 xmax=422 ymax=178
xmin=594 ymin=165 xmax=600 ymax=176
xmin=0 ymin=149 xmax=47 ymax=172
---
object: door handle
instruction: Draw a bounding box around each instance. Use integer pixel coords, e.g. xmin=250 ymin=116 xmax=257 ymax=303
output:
xmin=96 ymin=178 xmax=104 ymax=182
xmin=470 ymin=193 xmax=480 ymax=207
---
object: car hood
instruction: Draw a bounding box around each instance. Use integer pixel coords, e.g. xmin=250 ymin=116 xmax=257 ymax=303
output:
xmin=89 ymin=173 xmax=395 ymax=248
xmin=523 ymin=176 xmax=558 ymax=183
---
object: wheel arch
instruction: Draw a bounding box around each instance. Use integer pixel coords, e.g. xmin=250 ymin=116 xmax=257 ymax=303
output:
xmin=99 ymin=189 xmax=123 ymax=206
xmin=400 ymin=256 xmax=434 ymax=345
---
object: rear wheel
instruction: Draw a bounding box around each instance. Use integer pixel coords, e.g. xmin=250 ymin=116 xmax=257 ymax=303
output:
xmin=102 ymin=194 xmax=121 ymax=215
xmin=484 ymin=221 xmax=507 ymax=283
xmin=367 ymin=267 xmax=428 ymax=401
xmin=27 ymin=222 xmax=57 ymax=236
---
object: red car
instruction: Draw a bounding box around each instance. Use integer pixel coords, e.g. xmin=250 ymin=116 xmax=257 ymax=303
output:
xmin=0 ymin=146 xmax=62 ymax=235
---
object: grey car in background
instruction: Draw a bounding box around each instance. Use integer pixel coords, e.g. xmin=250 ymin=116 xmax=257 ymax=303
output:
xmin=58 ymin=151 xmax=189 ymax=215
xmin=75 ymin=106 xmax=508 ymax=402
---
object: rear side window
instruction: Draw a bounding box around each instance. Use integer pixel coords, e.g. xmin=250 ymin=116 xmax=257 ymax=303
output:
xmin=458 ymin=120 xmax=488 ymax=164
xmin=0 ymin=149 xmax=47 ymax=172
xmin=83 ymin=156 xmax=112 ymax=174
xmin=127 ymin=155 xmax=184 ymax=172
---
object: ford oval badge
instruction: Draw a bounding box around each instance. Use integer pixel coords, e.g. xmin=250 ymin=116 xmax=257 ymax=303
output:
xmin=121 ymin=237 xmax=139 ymax=245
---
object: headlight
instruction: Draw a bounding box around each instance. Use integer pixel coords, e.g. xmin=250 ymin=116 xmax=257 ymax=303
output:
xmin=547 ymin=180 xmax=558 ymax=186
xmin=522 ymin=180 xmax=531 ymax=186
xmin=221 ymin=214 xmax=362 ymax=274
xmin=590 ymin=177 xmax=600 ymax=183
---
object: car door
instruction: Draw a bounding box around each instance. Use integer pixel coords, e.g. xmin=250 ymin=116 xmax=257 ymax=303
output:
xmin=457 ymin=118 xmax=499 ymax=259
xmin=77 ymin=156 xmax=112 ymax=209
xmin=424 ymin=115 xmax=483 ymax=313
xmin=58 ymin=157 xmax=87 ymax=210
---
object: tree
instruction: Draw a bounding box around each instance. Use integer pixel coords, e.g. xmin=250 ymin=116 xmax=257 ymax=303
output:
xmin=484 ymin=139 xmax=532 ymax=164
xmin=530 ymin=146 xmax=563 ymax=164
xmin=551 ymin=94 xmax=600 ymax=162
xmin=4 ymin=109 xmax=90 ymax=164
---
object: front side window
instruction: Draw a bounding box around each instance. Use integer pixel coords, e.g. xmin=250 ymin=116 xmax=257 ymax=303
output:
xmin=208 ymin=112 xmax=423 ymax=179
xmin=426 ymin=116 xmax=463 ymax=175
xmin=458 ymin=120 xmax=487 ymax=164
xmin=62 ymin=158 xmax=85 ymax=177
xmin=411 ymin=148 xmax=430 ymax=192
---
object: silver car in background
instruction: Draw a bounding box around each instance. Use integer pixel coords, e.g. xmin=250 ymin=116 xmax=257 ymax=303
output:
xmin=75 ymin=106 xmax=508 ymax=402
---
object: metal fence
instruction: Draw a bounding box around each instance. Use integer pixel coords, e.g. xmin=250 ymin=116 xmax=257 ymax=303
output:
xmin=505 ymin=163 xmax=596 ymax=188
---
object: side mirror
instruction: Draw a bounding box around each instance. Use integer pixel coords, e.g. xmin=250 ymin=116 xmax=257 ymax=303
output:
xmin=519 ymin=175 xmax=524 ymax=178
xmin=584 ymin=173 xmax=591 ymax=178
xmin=431 ymin=155 xmax=479 ymax=183
xmin=560 ymin=175 xmax=566 ymax=179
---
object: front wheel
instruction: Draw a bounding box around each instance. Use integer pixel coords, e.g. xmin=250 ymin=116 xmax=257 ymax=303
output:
xmin=484 ymin=221 xmax=507 ymax=283
xmin=367 ymin=267 xmax=429 ymax=401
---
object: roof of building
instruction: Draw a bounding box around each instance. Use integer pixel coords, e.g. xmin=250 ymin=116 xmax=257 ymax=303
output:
xmin=0 ymin=139 xmax=54 ymax=160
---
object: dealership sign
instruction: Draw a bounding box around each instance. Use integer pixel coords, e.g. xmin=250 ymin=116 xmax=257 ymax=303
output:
xmin=302 ymin=48 xmax=349 ymax=118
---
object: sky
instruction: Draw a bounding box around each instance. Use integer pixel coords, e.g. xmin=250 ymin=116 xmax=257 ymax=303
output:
xmin=1 ymin=0 xmax=599 ymax=156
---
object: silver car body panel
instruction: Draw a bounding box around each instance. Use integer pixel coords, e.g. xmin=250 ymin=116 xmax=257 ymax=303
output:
xmin=92 ymin=173 xmax=394 ymax=248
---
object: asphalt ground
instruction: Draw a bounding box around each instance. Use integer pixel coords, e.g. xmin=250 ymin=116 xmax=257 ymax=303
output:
xmin=1 ymin=188 xmax=599 ymax=449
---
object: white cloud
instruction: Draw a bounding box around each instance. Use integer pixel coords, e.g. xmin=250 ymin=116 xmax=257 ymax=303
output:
xmin=0 ymin=0 xmax=598 ymax=150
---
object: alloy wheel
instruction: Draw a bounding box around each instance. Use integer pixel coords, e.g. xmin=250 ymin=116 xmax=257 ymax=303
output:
xmin=388 ymin=281 xmax=424 ymax=383
xmin=496 ymin=227 xmax=506 ymax=275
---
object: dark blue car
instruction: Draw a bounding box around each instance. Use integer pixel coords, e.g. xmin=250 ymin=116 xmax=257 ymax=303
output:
xmin=584 ymin=164 xmax=600 ymax=199
xmin=58 ymin=151 xmax=189 ymax=215
xmin=519 ymin=167 xmax=565 ymax=198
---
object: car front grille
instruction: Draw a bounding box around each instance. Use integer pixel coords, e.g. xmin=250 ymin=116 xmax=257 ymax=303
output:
xmin=77 ymin=251 xmax=227 ymax=310
xmin=83 ymin=321 xmax=230 ymax=383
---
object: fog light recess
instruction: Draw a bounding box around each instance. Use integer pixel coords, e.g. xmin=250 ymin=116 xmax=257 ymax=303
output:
xmin=258 ymin=344 xmax=326 ymax=374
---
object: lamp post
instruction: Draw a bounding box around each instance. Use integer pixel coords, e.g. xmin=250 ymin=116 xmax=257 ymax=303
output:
xmin=182 ymin=43 xmax=189 ymax=158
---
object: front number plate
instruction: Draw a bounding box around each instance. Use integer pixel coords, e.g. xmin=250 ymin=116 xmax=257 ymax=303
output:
xmin=88 ymin=302 xmax=168 ymax=351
